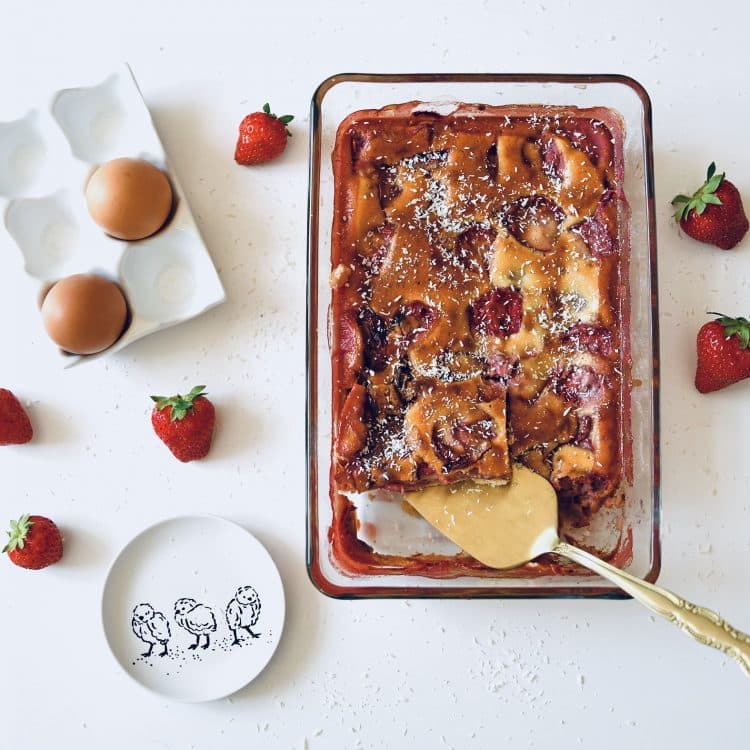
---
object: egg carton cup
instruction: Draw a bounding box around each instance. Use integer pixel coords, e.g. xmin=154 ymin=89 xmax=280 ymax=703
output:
xmin=0 ymin=64 xmax=225 ymax=366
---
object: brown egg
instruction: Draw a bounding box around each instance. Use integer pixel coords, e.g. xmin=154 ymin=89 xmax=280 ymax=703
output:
xmin=41 ymin=274 xmax=129 ymax=355
xmin=85 ymin=157 xmax=173 ymax=240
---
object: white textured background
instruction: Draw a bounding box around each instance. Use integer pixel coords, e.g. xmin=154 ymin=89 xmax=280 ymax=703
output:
xmin=0 ymin=0 xmax=748 ymax=747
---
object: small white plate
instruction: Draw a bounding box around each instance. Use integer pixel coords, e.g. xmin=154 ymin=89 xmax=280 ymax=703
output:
xmin=102 ymin=515 xmax=285 ymax=702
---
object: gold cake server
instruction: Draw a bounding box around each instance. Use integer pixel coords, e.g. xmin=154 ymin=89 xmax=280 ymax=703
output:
xmin=405 ymin=465 xmax=750 ymax=676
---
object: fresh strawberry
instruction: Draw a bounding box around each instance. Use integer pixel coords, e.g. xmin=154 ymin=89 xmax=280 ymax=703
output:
xmin=0 ymin=388 xmax=33 ymax=445
xmin=234 ymin=103 xmax=294 ymax=165
xmin=4 ymin=514 xmax=63 ymax=570
xmin=151 ymin=385 xmax=215 ymax=462
xmin=672 ymin=163 xmax=749 ymax=250
xmin=695 ymin=313 xmax=750 ymax=393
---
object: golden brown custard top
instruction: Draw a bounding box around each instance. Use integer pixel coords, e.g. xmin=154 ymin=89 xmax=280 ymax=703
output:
xmin=330 ymin=102 xmax=627 ymax=519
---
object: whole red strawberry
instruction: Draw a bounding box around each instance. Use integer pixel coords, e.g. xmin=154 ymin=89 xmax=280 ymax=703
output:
xmin=0 ymin=388 xmax=33 ymax=445
xmin=234 ymin=103 xmax=294 ymax=165
xmin=672 ymin=163 xmax=749 ymax=250
xmin=4 ymin=514 xmax=63 ymax=570
xmin=151 ymin=385 xmax=215 ymax=462
xmin=695 ymin=313 xmax=750 ymax=393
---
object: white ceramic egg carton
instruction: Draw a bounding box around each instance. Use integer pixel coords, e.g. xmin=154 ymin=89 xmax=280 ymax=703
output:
xmin=0 ymin=64 xmax=225 ymax=366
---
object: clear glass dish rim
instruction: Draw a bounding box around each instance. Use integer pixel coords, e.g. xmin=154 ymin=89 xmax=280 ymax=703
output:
xmin=306 ymin=72 xmax=661 ymax=599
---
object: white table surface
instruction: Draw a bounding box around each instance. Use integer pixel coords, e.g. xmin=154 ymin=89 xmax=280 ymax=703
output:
xmin=1 ymin=0 xmax=748 ymax=747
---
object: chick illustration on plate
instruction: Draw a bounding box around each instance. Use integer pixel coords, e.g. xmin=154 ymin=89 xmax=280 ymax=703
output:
xmin=225 ymin=585 xmax=262 ymax=645
xmin=131 ymin=603 xmax=171 ymax=658
xmin=174 ymin=598 xmax=217 ymax=650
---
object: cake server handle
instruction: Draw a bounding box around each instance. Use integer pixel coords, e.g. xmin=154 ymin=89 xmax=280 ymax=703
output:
xmin=555 ymin=541 xmax=750 ymax=677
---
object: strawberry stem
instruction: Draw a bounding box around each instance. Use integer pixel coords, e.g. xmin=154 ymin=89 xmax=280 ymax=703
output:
xmin=672 ymin=162 xmax=725 ymax=222
xmin=708 ymin=312 xmax=750 ymax=349
xmin=3 ymin=514 xmax=33 ymax=553
xmin=151 ymin=385 xmax=208 ymax=421
xmin=259 ymin=103 xmax=294 ymax=135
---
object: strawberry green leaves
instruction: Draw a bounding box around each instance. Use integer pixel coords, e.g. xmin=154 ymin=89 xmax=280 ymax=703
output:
xmin=261 ymin=102 xmax=294 ymax=136
xmin=3 ymin=514 xmax=33 ymax=553
xmin=151 ymin=385 xmax=207 ymax=422
xmin=672 ymin=162 xmax=725 ymax=222
xmin=709 ymin=312 xmax=750 ymax=349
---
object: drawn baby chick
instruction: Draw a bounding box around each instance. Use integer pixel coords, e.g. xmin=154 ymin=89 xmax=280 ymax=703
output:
xmin=174 ymin=597 xmax=217 ymax=650
xmin=131 ymin=603 xmax=171 ymax=658
xmin=225 ymin=585 xmax=262 ymax=645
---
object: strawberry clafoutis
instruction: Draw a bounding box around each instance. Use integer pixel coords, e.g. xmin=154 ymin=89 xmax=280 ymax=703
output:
xmin=329 ymin=102 xmax=630 ymax=575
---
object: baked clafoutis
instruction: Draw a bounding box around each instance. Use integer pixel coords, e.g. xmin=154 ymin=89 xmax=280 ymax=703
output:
xmin=329 ymin=102 xmax=630 ymax=577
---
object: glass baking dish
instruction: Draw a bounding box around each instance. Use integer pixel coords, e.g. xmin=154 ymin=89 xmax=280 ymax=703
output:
xmin=306 ymin=73 xmax=660 ymax=598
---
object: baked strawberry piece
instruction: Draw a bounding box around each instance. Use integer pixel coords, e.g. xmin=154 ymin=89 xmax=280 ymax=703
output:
xmin=151 ymin=385 xmax=216 ymax=462
xmin=234 ymin=103 xmax=294 ymax=165
xmin=4 ymin=514 xmax=63 ymax=570
xmin=0 ymin=388 xmax=32 ymax=445
xmin=469 ymin=289 xmax=524 ymax=337
xmin=695 ymin=313 xmax=750 ymax=393
xmin=672 ymin=163 xmax=748 ymax=250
